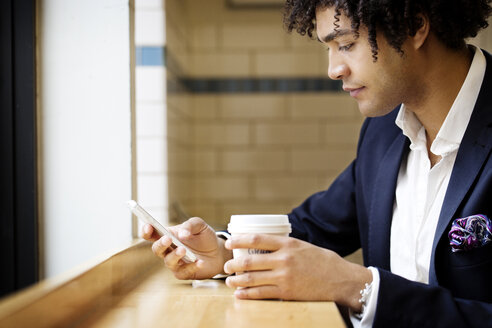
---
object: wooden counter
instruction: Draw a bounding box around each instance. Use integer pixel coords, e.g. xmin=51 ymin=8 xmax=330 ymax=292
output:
xmin=81 ymin=267 xmax=346 ymax=328
xmin=0 ymin=241 xmax=345 ymax=327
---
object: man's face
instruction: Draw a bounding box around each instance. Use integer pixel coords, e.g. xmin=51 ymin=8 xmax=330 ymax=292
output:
xmin=316 ymin=7 xmax=424 ymax=117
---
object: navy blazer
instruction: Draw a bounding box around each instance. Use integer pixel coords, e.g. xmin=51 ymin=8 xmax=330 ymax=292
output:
xmin=288 ymin=49 xmax=492 ymax=327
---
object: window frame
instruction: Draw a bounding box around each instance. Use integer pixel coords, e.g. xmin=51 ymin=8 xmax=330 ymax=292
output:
xmin=0 ymin=0 xmax=38 ymax=297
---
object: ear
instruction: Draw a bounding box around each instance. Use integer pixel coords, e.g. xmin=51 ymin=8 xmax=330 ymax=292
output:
xmin=411 ymin=14 xmax=430 ymax=50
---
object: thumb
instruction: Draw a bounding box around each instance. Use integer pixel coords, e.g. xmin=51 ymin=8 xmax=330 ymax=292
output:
xmin=179 ymin=217 xmax=210 ymax=238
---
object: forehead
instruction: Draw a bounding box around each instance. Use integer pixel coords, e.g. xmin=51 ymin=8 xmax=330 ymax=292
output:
xmin=315 ymin=6 xmax=354 ymax=40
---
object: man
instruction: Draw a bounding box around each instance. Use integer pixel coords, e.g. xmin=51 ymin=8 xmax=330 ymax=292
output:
xmin=144 ymin=0 xmax=492 ymax=326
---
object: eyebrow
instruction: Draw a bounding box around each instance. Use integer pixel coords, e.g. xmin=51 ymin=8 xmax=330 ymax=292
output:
xmin=317 ymin=29 xmax=354 ymax=43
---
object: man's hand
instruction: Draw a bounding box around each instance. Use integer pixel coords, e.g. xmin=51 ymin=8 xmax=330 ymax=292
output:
xmin=223 ymin=234 xmax=372 ymax=311
xmin=141 ymin=217 xmax=232 ymax=280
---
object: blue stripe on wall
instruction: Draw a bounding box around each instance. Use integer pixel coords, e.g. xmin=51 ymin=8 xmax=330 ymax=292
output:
xmin=136 ymin=46 xmax=165 ymax=66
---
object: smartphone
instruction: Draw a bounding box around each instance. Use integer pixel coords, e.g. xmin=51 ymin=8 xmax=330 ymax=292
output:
xmin=127 ymin=200 xmax=197 ymax=263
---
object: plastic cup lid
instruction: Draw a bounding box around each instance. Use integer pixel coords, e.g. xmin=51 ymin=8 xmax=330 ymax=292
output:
xmin=230 ymin=214 xmax=289 ymax=225
xmin=228 ymin=214 xmax=291 ymax=234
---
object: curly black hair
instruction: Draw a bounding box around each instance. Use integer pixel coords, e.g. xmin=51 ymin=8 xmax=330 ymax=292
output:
xmin=283 ymin=0 xmax=492 ymax=59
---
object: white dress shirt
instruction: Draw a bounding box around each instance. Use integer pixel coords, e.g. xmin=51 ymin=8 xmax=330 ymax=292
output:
xmin=351 ymin=46 xmax=486 ymax=327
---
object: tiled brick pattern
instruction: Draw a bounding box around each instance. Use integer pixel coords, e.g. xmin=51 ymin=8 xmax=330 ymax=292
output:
xmin=188 ymin=94 xmax=363 ymax=228
xmin=165 ymin=0 xmax=364 ymax=229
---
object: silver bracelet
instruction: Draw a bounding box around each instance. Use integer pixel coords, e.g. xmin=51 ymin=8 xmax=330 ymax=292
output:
xmin=354 ymin=282 xmax=373 ymax=320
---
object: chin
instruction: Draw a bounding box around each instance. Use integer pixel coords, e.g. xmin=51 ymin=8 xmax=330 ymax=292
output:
xmin=357 ymin=101 xmax=397 ymax=118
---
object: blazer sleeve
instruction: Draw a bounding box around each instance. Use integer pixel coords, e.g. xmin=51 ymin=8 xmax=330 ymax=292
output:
xmin=375 ymin=268 xmax=492 ymax=327
xmin=287 ymin=162 xmax=361 ymax=257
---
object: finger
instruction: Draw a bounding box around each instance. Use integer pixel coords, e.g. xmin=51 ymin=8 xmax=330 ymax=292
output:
xmin=142 ymin=224 xmax=160 ymax=241
xmin=233 ymin=285 xmax=282 ymax=300
xmin=225 ymin=270 xmax=278 ymax=289
xmin=224 ymin=255 xmax=274 ymax=274
xmin=173 ymin=261 xmax=201 ymax=280
xmin=151 ymin=236 xmax=173 ymax=259
xmin=225 ymin=234 xmax=286 ymax=252
xmin=178 ymin=217 xmax=209 ymax=239
xmin=163 ymin=246 xmax=187 ymax=271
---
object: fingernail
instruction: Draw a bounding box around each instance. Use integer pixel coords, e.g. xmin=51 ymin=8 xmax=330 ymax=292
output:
xmin=234 ymin=289 xmax=244 ymax=298
xmin=224 ymin=240 xmax=231 ymax=249
xmin=224 ymin=262 xmax=230 ymax=274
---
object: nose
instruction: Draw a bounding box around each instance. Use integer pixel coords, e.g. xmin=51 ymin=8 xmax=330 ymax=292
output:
xmin=327 ymin=53 xmax=349 ymax=80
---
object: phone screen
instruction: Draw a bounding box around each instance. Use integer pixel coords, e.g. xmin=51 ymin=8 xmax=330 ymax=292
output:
xmin=127 ymin=200 xmax=197 ymax=263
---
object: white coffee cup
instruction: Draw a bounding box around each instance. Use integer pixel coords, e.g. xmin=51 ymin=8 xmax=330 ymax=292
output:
xmin=227 ymin=214 xmax=292 ymax=259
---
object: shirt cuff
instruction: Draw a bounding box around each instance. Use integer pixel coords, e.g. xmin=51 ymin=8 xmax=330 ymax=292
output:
xmin=212 ymin=231 xmax=231 ymax=279
xmin=216 ymin=231 xmax=231 ymax=240
xmin=349 ymin=266 xmax=380 ymax=328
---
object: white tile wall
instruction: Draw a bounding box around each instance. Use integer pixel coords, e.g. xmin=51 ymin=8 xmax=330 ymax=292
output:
xmin=135 ymin=67 xmax=166 ymax=103
xmin=135 ymin=0 xmax=168 ymax=224
xmin=136 ymin=103 xmax=166 ymax=137
xmin=137 ymin=174 xmax=168 ymax=207
xmin=135 ymin=10 xmax=165 ymax=46
xmin=137 ymin=137 xmax=166 ymax=173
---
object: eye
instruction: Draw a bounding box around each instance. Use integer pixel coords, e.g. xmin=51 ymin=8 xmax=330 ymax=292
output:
xmin=339 ymin=43 xmax=354 ymax=51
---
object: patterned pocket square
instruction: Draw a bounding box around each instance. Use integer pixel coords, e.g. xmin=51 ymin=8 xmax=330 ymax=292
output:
xmin=448 ymin=214 xmax=492 ymax=252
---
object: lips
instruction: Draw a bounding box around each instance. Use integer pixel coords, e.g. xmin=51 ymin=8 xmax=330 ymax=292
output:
xmin=343 ymin=86 xmax=365 ymax=97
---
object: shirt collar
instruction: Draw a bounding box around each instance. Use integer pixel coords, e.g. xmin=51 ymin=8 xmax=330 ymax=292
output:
xmin=395 ymin=46 xmax=487 ymax=156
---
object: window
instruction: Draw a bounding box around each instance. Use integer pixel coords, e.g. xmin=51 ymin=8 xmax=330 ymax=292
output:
xmin=1 ymin=0 xmax=137 ymax=297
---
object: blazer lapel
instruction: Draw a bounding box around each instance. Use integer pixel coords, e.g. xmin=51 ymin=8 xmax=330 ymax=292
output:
xmin=368 ymin=133 xmax=409 ymax=270
xmin=429 ymin=51 xmax=492 ymax=284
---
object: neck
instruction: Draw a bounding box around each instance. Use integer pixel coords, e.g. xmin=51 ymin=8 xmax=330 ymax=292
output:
xmin=405 ymin=41 xmax=473 ymax=146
